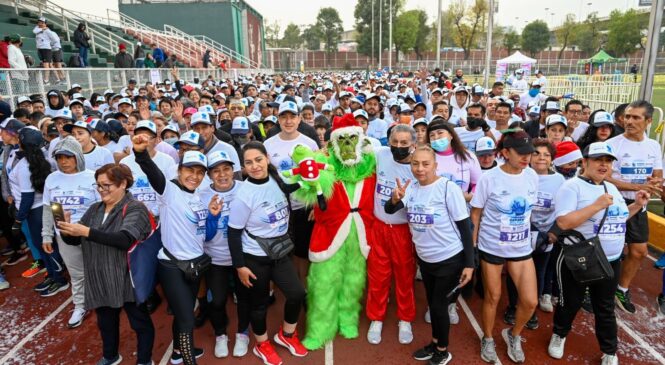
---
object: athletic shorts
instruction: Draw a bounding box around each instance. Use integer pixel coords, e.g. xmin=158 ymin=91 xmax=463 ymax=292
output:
xmin=289 ymin=207 xmax=314 ymax=259
xmin=479 ymin=249 xmax=532 ymax=265
xmin=51 ymin=49 xmax=63 ymax=63
xmin=38 ymin=49 xmax=52 ymax=62
xmin=624 ymin=199 xmax=649 ymax=244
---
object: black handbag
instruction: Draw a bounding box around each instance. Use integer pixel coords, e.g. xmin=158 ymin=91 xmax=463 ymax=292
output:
xmin=246 ymin=231 xmax=294 ymax=260
xmin=163 ymin=247 xmax=211 ymax=282
xmin=559 ymin=183 xmax=614 ymax=284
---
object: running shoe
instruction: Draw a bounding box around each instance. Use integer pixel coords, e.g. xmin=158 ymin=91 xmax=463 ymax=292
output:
xmin=539 ymin=294 xmax=554 ymax=312
xmin=3 ymin=252 xmax=26 ymax=266
xmin=0 ymin=247 xmax=14 ymax=256
xmin=40 ymin=281 xmax=70 ymax=297
xmin=429 ymin=350 xmax=452 ymax=365
xmin=503 ymin=306 xmax=516 ymax=325
xmin=274 ymin=327 xmax=307 ymax=357
xmin=655 ymin=253 xmax=665 ymax=269
xmin=413 ymin=342 xmax=435 ymax=361
xmin=657 ymin=293 xmax=665 ymax=316
xmin=68 ymin=308 xmax=88 ymax=328
xmin=448 ymin=303 xmax=459 ymax=325
xmin=95 ymin=355 xmax=122 ymax=365
xmin=253 ymin=340 xmax=283 ymax=365
xmin=398 ymin=321 xmax=413 ymax=344
xmin=424 ymin=307 xmax=431 ymax=323
xmin=502 ymin=328 xmax=525 ymax=363
xmin=366 ymin=320 xmax=383 ymax=344
xmin=480 ymin=337 xmax=497 ymax=363
xmin=233 ymin=333 xmax=250 ymax=357
xmin=22 ymin=261 xmax=45 ymax=278
xmin=214 ymin=334 xmax=229 ymax=358
xmin=526 ymin=313 xmax=539 ymax=330
xmin=548 ymin=334 xmax=566 ymax=359
xmin=615 ymin=289 xmax=636 ymax=313
xmin=33 ymin=277 xmax=54 ymax=292
xmin=0 ymin=275 xmax=9 ymax=290
xmin=170 ymin=348 xmax=203 ymax=364
xmin=601 ymin=353 xmax=619 ymax=365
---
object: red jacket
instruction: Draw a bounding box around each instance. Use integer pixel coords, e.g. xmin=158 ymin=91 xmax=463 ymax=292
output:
xmin=309 ymin=174 xmax=376 ymax=262
xmin=0 ymin=41 xmax=10 ymax=68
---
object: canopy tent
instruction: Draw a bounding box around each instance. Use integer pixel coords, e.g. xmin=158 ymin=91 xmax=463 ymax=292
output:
xmin=577 ymin=50 xmax=627 ymax=65
xmin=497 ymin=51 xmax=537 ymax=64
xmin=496 ymin=51 xmax=537 ymax=81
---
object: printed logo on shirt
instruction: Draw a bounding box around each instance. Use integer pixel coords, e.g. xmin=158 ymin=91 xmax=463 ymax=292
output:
xmin=130 ymin=176 xmax=157 ymax=202
xmin=185 ymin=199 xmax=207 ymax=235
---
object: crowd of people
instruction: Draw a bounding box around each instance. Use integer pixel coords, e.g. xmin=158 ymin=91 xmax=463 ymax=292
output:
xmin=0 ymin=64 xmax=663 ymax=365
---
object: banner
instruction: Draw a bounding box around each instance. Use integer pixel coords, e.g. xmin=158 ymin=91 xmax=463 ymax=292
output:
xmin=496 ymin=62 xmax=508 ymax=81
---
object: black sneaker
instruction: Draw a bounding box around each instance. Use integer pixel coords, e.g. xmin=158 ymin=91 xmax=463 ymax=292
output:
xmin=413 ymin=342 xmax=436 ymax=361
xmin=0 ymin=247 xmax=14 ymax=256
xmin=33 ymin=278 xmax=54 ymax=292
xmin=3 ymin=252 xmax=26 ymax=266
xmin=657 ymin=294 xmax=665 ymax=316
xmin=40 ymin=281 xmax=70 ymax=297
xmin=503 ymin=306 xmax=516 ymax=325
xmin=526 ymin=313 xmax=539 ymax=330
xmin=170 ymin=347 xmax=203 ymax=364
xmin=95 ymin=354 xmax=122 ymax=365
xmin=429 ymin=350 xmax=452 ymax=365
xmin=615 ymin=289 xmax=636 ymax=313
xmin=581 ymin=288 xmax=594 ymax=313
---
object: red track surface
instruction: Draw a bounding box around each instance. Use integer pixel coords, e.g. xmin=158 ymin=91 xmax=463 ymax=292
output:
xmin=0 ymin=255 xmax=663 ymax=365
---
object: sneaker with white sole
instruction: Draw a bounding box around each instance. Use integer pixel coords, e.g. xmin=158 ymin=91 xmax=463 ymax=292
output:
xmin=215 ymin=334 xmax=229 ymax=358
xmin=429 ymin=350 xmax=452 ymax=365
xmin=170 ymin=348 xmax=203 ymax=364
xmin=367 ymin=320 xmax=383 ymax=344
xmin=233 ymin=333 xmax=250 ymax=357
xmin=274 ymin=327 xmax=307 ymax=357
xmin=502 ymin=328 xmax=525 ymax=363
xmin=424 ymin=307 xmax=431 ymax=323
xmin=539 ymin=294 xmax=554 ymax=312
xmin=0 ymin=275 xmax=8 ymax=290
xmin=68 ymin=308 xmax=88 ymax=328
xmin=253 ymin=340 xmax=282 ymax=365
xmin=398 ymin=321 xmax=413 ymax=344
xmin=96 ymin=355 xmax=122 ymax=365
xmin=448 ymin=303 xmax=459 ymax=325
xmin=40 ymin=281 xmax=70 ymax=297
xmin=480 ymin=337 xmax=497 ymax=363
xmin=548 ymin=334 xmax=566 ymax=359
xmin=601 ymin=353 xmax=619 ymax=365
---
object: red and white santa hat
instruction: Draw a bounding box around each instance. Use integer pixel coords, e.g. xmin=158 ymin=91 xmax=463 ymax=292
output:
xmin=553 ymin=141 xmax=583 ymax=166
xmin=330 ymin=113 xmax=364 ymax=141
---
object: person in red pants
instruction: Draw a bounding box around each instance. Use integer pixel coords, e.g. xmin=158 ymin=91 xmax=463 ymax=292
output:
xmin=366 ymin=124 xmax=417 ymax=345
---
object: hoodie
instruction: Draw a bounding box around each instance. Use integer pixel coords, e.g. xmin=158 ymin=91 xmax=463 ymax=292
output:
xmin=42 ymin=136 xmax=94 ymax=243
xmin=45 ymin=89 xmax=65 ymax=117
xmin=450 ymin=91 xmax=470 ymax=123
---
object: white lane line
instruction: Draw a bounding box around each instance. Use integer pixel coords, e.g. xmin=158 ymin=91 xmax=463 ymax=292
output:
xmin=459 ymin=298 xmax=503 ymax=365
xmin=158 ymin=341 xmax=173 ymax=365
xmin=647 ymin=254 xmax=657 ymax=263
xmin=0 ymin=296 xmax=72 ymax=364
xmin=325 ymin=340 xmax=334 ymax=365
xmin=617 ymin=317 xmax=665 ymax=364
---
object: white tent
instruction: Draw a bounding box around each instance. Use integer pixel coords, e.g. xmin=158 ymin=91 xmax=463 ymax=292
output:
xmin=497 ymin=51 xmax=537 ymax=64
xmin=496 ymin=51 xmax=537 ymax=81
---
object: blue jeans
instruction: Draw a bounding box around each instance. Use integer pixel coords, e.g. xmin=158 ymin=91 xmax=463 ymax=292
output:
xmin=135 ymin=58 xmax=145 ymax=68
xmin=26 ymin=206 xmax=65 ymax=284
xmin=79 ymin=47 xmax=89 ymax=67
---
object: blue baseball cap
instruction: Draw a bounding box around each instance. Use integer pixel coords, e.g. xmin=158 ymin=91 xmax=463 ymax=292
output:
xmin=230 ymin=117 xmax=251 ymax=135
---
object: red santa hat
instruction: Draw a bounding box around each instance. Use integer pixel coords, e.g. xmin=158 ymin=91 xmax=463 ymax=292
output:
xmin=330 ymin=113 xmax=364 ymax=141
xmin=553 ymin=141 xmax=583 ymax=166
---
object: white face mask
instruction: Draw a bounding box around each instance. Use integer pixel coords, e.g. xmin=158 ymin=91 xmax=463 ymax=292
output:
xmin=164 ymin=137 xmax=178 ymax=146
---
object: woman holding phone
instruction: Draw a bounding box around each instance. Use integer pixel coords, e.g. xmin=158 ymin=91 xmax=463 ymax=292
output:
xmin=384 ymin=145 xmax=474 ymax=365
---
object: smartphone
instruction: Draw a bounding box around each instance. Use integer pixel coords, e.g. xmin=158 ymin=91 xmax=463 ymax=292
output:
xmin=51 ymin=202 xmax=65 ymax=223
xmin=446 ymin=284 xmax=462 ymax=299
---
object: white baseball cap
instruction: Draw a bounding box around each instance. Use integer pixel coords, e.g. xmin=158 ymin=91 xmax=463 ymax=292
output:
xmin=63 ymin=120 xmax=91 ymax=134
xmin=592 ymin=111 xmax=614 ymax=126
xmin=135 ymin=120 xmax=158 ymax=135
xmin=278 ymin=101 xmax=299 ymax=116
xmin=583 ymin=142 xmax=617 ymax=160
xmin=207 ymin=150 xmax=235 ymax=168
xmin=546 ymin=114 xmax=567 ymax=128
xmin=180 ymin=150 xmax=208 ymax=170
xmin=230 ymin=116 xmax=251 ymax=135
xmin=198 ymin=105 xmax=215 ymax=115
xmin=399 ymin=104 xmax=412 ymax=114
xmin=53 ymin=108 xmax=73 ymax=120
xmin=321 ymin=103 xmax=333 ymax=112
xmin=353 ymin=109 xmax=369 ymax=121
xmin=412 ymin=117 xmax=429 ymax=127
xmin=190 ymin=111 xmax=212 ymax=126
xmin=475 ymin=136 xmax=496 ymax=156
xmin=118 ymin=98 xmax=133 ymax=106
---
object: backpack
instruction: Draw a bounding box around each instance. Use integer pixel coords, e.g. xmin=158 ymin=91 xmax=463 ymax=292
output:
xmin=68 ymin=54 xmax=82 ymax=68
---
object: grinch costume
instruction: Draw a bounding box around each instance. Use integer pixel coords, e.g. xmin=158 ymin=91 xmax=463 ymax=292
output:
xmin=291 ymin=114 xmax=377 ymax=350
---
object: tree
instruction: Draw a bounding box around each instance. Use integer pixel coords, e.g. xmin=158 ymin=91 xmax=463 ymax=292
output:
xmin=606 ymin=9 xmax=648 ymax=57
xmin=521 ymin=20 xmax=550 ymax=57
xmin=449 ymin=0 xmax=489 ymax=60
xmin=302 ymin=25 xmax=322 ymax=51
xmin=281 ymin=23 xmax=302 ymax=49
xmin=573 ymin=12 xmax=602 ymax=54
xmin=265 ymin=20 xmax=281 ymax=48
xmin=393 ymin=10 xmax=419 ymax=62
xmin=354 ymin=0 xmax=405 ymax=61
xmin=502 ymin=29 xmax=520 ymax=54
xmin=556 ymin=14 xmax=577 ymax=59
xmin=412 ymin=10 xmax=429 ymax=60
xmin=315 ymin=7 xmax=344 ymax=62
xmin=427 ymin=9 xmax=456 ymax=52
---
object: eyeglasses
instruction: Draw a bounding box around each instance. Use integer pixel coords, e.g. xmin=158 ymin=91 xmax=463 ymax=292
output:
xmin=93 ymin=183 xmax=115 ymax=191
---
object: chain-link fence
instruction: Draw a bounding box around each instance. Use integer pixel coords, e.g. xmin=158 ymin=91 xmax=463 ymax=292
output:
xmin=0 ymin=67 xmax=273 ymax=108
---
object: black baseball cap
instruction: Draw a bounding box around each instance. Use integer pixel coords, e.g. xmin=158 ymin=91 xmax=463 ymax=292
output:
xmin=1 ymin=119 xmax=26 ymax=134
xmin=503 ymin=133 xmax=535 ymax=154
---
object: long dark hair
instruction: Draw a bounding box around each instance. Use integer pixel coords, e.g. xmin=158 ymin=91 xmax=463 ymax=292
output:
xmin=20 ymin=142 xmax=50 ymax=193
xmin=576 ymin=109 xmax=618 ymax=151
xmin=241 ymin=141 xmax=292 ymax=197
xmin=426 ymin=120 xmax=471 ymax=162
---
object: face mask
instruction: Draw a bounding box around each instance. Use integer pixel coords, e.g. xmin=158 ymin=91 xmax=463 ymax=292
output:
xmin=390 ymin=145 xmax=411 ymax=161
xmin=529 ymin=88 xmax=540 ymax=97
xmin=164 ymin=137 xmax=178 ymax=146
xmin=516 ymin=75 xmax=523 ymax=80
xmin=235 ymin=135 xmax=250 ymax=145
xmin=430 ymin=137 xmax=450 ymax=152
xmin=399 ymin=115 xmax=412 ymax=124
xmin=467 ymin=117 xmax=484 ymax=130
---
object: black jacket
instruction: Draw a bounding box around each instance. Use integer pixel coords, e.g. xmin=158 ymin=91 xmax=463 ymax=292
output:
xmin=73 ymin=28 xmax=90 ymax=49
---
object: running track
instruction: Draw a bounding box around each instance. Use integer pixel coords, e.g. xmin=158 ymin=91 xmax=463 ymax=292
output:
xmin=0 ymin=253 xmax=663 ymax=365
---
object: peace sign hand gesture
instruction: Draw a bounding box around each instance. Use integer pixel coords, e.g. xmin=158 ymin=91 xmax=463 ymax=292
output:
xmin=391 ymin=178 xmax=411 ymax=204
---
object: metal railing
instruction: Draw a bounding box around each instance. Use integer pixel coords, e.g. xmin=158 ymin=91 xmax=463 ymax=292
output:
xmin=0 ymin=67 xmax=274 ymax=108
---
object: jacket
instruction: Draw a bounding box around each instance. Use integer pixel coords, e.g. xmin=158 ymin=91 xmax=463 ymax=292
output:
xmin=73 ymin=27 xmax=90 ymax=49
xmin=143 ymin=58 xmax=155 ymax=68
xmin=152 ymin=47 xmax=165 ymax=63
xmin=8 ymin=44 xmax=28 ymax=80
xmin=33 ymin=26 xmax=54 ymax=49
xmin=134 ymin=46 xmax=145 ymax=60
xmin=0 ymin=41 xmax=9 ymax=68
xmin=114 ymin=52 xmax=133 ymax=68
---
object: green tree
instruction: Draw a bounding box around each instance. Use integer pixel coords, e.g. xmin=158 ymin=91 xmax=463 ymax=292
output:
xmin=315 ymin=7 xmax=344 ymax=62
xmin=412 ymin=10 xmax=429 ymax=60
xmin=450 ymin=0 xmax=489 ymax=60
xmin=265 ymin=20 xmax=281 ymax=48
xmin=393 ymin=10 xmax=419 ymax=62
xmin=521 ymin=20 xmax=550 ymax=57
xmin=427 ymin=9 xmax=456 ymax=52
xmin=556 ymin=14 xmax=576 ymax=59
xmin=354 ymin=0 xmax=405 ymax=61
xmin=281 ymin=23 xmax=302 ymax=49
xmin=606 ymin=9 xmax=648 ymax=57
xmin=573 ymin=12 xmax=602 ymax=54
xmin=302 ymin=25 xmax=322 ymax=51
xmin=502 ymin=29 xmax=520 ymax=54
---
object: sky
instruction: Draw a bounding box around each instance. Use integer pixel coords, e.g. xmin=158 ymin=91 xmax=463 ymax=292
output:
xmin=53 ymin=0 xmax=646 ymax=34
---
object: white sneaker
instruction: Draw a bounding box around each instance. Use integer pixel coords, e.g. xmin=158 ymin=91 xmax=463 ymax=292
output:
xmin=601 ymin=353 xmax=619 ymax=365
xmin=233 ymin=333 xmax=249 ymax=357
xmin=397 ymin=321 xmax=413 ymax=344
xmin=67 ymin=308 xmax=88 ymax=328
xmin=424 ymin=308 xmax=431 ymax=323
xmin=215 ymin=335 xmax=229 ymax=358
xmin=547 ymin=334 xmax=566 ymax=359
xmin=448 ymin=303 xmax=459 ymax=325
xmin=367 ymin=320 xmax=383 ymax=344
xmin=540 ymin=294 xmax=554 ymax=313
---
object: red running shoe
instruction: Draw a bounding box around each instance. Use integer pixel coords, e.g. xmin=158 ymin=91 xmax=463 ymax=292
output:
xmin=253 ymin=340 xmax=283 ymax=365
xmin=274 ymin=327 xmax=308 ymax=357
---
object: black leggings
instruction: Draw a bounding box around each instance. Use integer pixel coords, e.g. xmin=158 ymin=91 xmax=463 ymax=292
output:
xmin=419 ymin=257 xmax=463 ymax=348
xmin=244 ymin=253 xmax=306 ymax=336
xmin=205 ymin=264 xmax=250 ymax=336
xmin=158 ymin=259 xmax=201 ymax=365
xmin=96 ymin=303 xmax=155 ymax=363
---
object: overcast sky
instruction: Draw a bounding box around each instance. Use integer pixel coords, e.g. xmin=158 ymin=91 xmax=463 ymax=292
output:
xmin=53 ymin=0 xmax=645 ymax=34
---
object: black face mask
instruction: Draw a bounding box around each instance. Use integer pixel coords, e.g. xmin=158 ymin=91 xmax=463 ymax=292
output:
xmin=467 ymin=117 xmax=484 ymax=130
xmin=390 ymin=145 xmax=411 ymax=162
xmin=219 ymin=119 xmax=232 ymax=125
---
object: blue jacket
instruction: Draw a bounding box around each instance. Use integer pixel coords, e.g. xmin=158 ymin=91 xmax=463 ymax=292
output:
xmin=152 ymin=48 xmax=165 ymax=63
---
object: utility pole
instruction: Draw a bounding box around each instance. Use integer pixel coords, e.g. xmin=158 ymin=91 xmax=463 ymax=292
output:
xmin=436 ymin=0 xmax=442 ymax=68
xmin=371 ymin=0 xmax=375 ymax=69
xmin=484 ymin=0 xmax=495 ymax=89
xmin=639 ymin=0 xmax=663 ymax=102
xmin=379 ymin=0 xmax=382 ymax=69
xmin=388 ymin=0 xmax=392 ymax=71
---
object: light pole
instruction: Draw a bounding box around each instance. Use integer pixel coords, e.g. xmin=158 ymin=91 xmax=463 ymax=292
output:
xmin=484 ymin=0 xmax=495 ymax=89
xmin=379 ymin=0 xmax=382 ymax=69
xmin=371 ymin=0 xmax=375 ymax=69
xmin=639 ymin=0 xmax=663 ymax=101
xmin=388 ymin=0 xmax=393 ymax=71
xmin=436 ymin=0 xmax=442 ymax=67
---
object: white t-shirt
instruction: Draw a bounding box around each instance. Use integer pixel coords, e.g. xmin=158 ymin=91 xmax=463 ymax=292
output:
xmin=471 ymin=166 xmax=538 ymax=258
xmin=263 ymin=133 xmax=319 ymax=210
xmin=455 ymin=127 xmax=485 ymax=153
xmin=199 ymin=181 xmax=242 ymax=266
xmin=156 ymin=141 xmax=180 ymax=164
xmin=101 ymin=141 xmax=121 ymax=154
xmin=83 ymin=145 xmax=114 ymax=171
xmin=555 ymin=177 xmax=629 ymax=261
xmin=156 ymin=181 xmax=207 ymax=260
xmin=373 ymin=147 xmax=414 ymax=225
xmin=531 ymin=172 xmax=565 ymax=234
xmin=228 ymin=177 xmax=290 ymax=258
xmin=607 ymin=134 xmax=663 ymax=200
xmin=367 ymin=118 xmax=388 ymax=141
xmin=116 ymin=135 xmax=131 ymax=154
xmin=207 ymin=140 xmax=241 ymax=172
xmin=518 ymin=92 xmax=547 ymax=110
xmin=9 ymin=158 xmax=45 ymax=210
xmin=367 ymin=136 xmax=382 ymax=149
xmin=571 ymin=121 xmax=589 ymax=142
xmin=402 ymin=178 xmax=469 ymax=263
xmin=43 ymin=170 xmax=99 ymax=236
xmin=121 ymin=151 xmax=176 ymax=217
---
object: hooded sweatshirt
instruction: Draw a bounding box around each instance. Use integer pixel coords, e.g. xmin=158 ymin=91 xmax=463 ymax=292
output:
xmin=45 ymin=90 xmax=65 ymax=117
xmin=42 ymin=136 xmax=100 ymax=243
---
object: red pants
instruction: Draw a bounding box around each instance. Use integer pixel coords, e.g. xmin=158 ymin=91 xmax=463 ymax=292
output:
xmin=366 ymin=221 xmax=416 ymax=322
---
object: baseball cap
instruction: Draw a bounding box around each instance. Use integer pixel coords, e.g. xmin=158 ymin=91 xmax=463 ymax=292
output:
xmin=453 ymin=85 xmax=468 ymax=94
xmin=38 ymin=16 xmax=46 ymax=22
xmin=18 ymin=126 xmax=43 ymax=147
xmin=503 ymin=133 xmax=535 ymax=154
xmin=46 ymin=123 xmax=59 ymax=136
xmin=160 ymin=124 xmax=180 ymax=139
xmin=353 ymin=109 xmax=369 ymax=121
xmin=528 ymin=105 xmax=541 ymax=116
xmin=278 ymin=101 xmax=299 ymax=116
xmin=88 ymin=119 xmax=111 ymax=134
xmin=1 ymin=119 xmax=25 ymax=134
xmin=399 ymin=104 xmax=412 ymax=114
xmin=207 ymin=150 xmax=235 ymax=169
xmin=471 ymin=85 xmax=484 ymax=95
xmin=63 ymin=120 xmax=91 ymax=134
xmin=321 ymin=103 xmax=333 ymax=112
xmin=183 ymin=107 xmax=197 ymax=117
xmin=198 ymin=105 xmax=215 ymax=115
xmin=543 ymin=101 xmax=560 ymax=111
xmin=364 ymin=93 xmax=381 ymax=103
xmin=431 ymin=88 xmax=443 ymax=95
xmin=47 ymin=90 xmax=60 ymax=97
xmin=134 ymin=120 xmax=158 ymax=136
xmin=118 ymin=98 xmax=133 ymax=106
xmin=103 ymin=89 xmax=114 ymax=96
xmin=190 ymin=112 xmax=212 ymax=126
xmin=592 ymin=111 xmax=614 ymax=126
xmin=412 ymin=117 xmax=429 ymax=128
xmin=69 ymin=99 xmax=83 ymax=107
xmin=583 ymin=142 xmax=617 ymax=160
xmin=71 ymin=83 xmax=82 ymax=89
xmin=531 ymin=79 xmax=542 ymax=87
xmin=72 ymin=93 xmax=85 ymax=100
xmin=175 ymin=131 xmax=205 ymax=149
xmin=230 ymin=117 xmax=251 ymax=135
xmin=263 ymin=115 xmax=278 ymax=125
xmin=17 ymin=96 xmax=32 ymax=105
xmin=546 ymin=114 xmax=567 ymax=128
xmin=95 ymin=96 xmax=105 ymax=103
xmin=475 ymin=136 xmax=496 ymax=156
xmin=180 ymin=150 xmax=208 ymax=170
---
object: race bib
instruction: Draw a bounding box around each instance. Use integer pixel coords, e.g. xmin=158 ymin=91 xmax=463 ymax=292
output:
xmin=188 ymin=200 xmax=207 ymax=235
xmin=134 ymin=191 xmax=157 ymax=202
xmin=620 ymin=161 xmax=653 ymax=184
xmin=533 ymin=192 xmax=553 ymax=212
xmin=594 ymin=222 xmax=626 ymax=237
xmin=52 ymin=189 xmax=88 ymax=213
xmin=499 ymin=216 xmax=530 ymax=246
xmin=376 ymin=178 xmax=396 ymax=205
xmin=407 ymin=206 xmax=434 ymax=232
xmin=264 ymin=201 xmax=289 ymax=230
